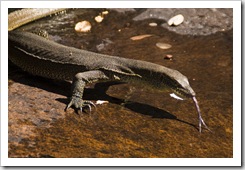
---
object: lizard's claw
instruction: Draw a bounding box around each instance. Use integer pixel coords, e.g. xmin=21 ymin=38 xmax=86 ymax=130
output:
xmin=65 ymin=96 xmax=96 ymax=114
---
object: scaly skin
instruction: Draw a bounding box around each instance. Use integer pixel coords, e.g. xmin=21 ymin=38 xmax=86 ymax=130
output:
xmin=8 ymin=8 xmax=210 ymax=132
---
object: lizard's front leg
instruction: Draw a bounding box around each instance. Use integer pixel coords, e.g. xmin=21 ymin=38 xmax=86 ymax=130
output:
xmin=65 ymin=70 xmax=109 ymax=113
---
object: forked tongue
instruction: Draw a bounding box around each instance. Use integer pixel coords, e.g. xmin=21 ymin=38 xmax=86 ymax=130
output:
xmin=192 ymin=96 xmax=211 ymax=132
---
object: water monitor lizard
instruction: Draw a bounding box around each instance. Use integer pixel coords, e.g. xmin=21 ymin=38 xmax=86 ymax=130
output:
xmin=8 ymin=8 xmax=210 ymax=132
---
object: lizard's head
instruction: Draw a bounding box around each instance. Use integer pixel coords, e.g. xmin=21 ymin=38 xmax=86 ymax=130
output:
xmin=157 ymin=68 xmax=196 ymax=99
xmin=168 ymin=74 xmax=196 ymax=99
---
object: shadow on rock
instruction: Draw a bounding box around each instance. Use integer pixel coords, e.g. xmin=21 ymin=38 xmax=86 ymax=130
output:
xmin=9 ymin=67 xmax=197 ymax=130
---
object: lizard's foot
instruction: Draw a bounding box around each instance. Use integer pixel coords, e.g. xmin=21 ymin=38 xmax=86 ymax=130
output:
xmin=65 ymin=96 xmax=96 ymax=114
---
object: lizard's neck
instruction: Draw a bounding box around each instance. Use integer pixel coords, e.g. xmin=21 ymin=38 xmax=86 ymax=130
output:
xmin=119 ymin=58 xmax=195 ymax=97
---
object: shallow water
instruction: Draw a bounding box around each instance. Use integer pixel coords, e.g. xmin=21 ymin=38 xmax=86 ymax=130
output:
xmin=8 ymin=9 xmax=232 ymax=158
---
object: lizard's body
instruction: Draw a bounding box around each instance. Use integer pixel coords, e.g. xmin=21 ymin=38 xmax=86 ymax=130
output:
xmin=8 ymin=8 xmax=209 ymax=132
xmin=9 ymin=31 xmax=194 ymax=96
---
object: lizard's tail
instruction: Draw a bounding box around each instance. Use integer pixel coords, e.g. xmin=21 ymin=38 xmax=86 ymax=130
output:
xmin=8 ymin=8 xmax=67 ymax=31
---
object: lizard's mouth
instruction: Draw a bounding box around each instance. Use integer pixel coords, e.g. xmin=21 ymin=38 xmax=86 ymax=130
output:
xmin=170 ymin=87 xmax=195 ymax=100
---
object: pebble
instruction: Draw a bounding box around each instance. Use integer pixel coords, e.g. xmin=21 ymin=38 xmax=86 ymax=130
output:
xmin=95 ymin=15 xmax=104 ymax=23
xmin=130 ymin=34 xmax=152 ymax=41
xmin=96 ymin=100 xmax=109 ymax=105
xmin=168 ymin=14 xmax=184 ymax=26
xmin=156 ymin=42 xmax=172 ymax=49
xmin=75 ymin=21 xmax=92 ymax=32
xmin=164 ymin=54 xmax=173 ymax=60
xmin=102 ymin=11 xmax=109 ymax=15
xmin=95 ymin=11 xmax=109 ymax=23
xmin=149 ymin=22 xmax=157 ymax=27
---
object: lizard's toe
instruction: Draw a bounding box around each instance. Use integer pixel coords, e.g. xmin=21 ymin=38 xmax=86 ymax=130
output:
xmin=65 ymin=96 xmax=96 ymax=114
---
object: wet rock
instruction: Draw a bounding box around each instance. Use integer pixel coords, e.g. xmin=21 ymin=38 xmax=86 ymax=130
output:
xmin=108 ymin=8 xmax=136 ymax=13
xmin=133 ymin=8 xmax=232 ymax=35
xmin=8 ymin=8 xmax=233 ymax=158
xmin=96 ymin=38 xmax=113 ymax=51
